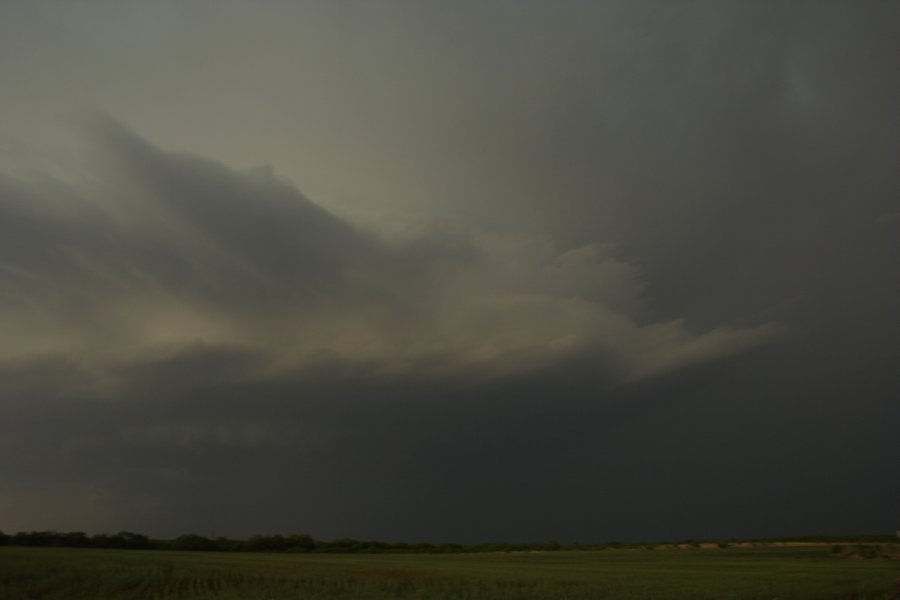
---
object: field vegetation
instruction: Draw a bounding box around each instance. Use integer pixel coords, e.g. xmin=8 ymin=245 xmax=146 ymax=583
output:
xmin=2 ymin=543 xmax=898 ymax=599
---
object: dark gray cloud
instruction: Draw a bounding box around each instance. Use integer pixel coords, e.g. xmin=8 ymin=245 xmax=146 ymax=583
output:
xmin=0 ymin=0 xmax=897 ymax=542
xmin=0 ymin=117 xmax=778 ymax=539
xmin=1 ymin=115 xmax=773 ymax=382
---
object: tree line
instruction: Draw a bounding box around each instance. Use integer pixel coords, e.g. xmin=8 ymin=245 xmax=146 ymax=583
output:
xmin=0 ymin=530 xmax=568 ymax=553
xmin=1 ymin=530 xmax=895 ymax=554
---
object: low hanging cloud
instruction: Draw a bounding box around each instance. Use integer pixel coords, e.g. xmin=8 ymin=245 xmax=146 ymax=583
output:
xmin=0 ymin=116 xmax=777 ymax=390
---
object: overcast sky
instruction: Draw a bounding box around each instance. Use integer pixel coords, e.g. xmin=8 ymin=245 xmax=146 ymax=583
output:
xmin=1 ymin=0 xmax=898 ymax=543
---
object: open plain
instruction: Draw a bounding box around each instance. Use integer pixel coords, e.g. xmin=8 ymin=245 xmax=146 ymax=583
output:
xmin=2 ymin=544 xmax=898 ymax=599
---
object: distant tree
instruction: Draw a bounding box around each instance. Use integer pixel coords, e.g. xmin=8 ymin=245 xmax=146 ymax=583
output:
xmin=88 ymin=531 xmax=149 ymax=549
xmin=319 ymin=538 xmax=367 ymax=553
xmin=62 ymin=531 xmax=90 ymax=548
xmin=286 ymin=534 xmax=315 ymax=552
xmin=244 ymin=535 xmax=268 ymax=552
xmin=213 ymin=536 xmax=239 ymax=552
xmin=0 ymin=530 xmax=7 ymax=546
xmin=357 ymin=540 xmax=389 ymax=552
xmin=13 ymin=531 xmax=58 ymax=547
xmin=268 ymin=535 xmax=291 ymax=552
xmin=172 ymin=534 xmax=215 ymax=551
xmin=244 ymin=534 xmax=292 ymax=552
xmin=114 ymin=531 xmax=151 ymax=549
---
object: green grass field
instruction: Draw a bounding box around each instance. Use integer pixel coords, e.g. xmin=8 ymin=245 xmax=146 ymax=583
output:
xmin=2 ymin=545 xmax=898 ymax=599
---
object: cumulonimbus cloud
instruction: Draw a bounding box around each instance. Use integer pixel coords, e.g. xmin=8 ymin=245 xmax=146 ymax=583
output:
xmin=0 ymin=116 xmax=778 ymax=387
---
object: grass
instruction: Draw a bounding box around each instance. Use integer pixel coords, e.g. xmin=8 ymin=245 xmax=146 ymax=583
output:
xmin=1 ymin=545 xmax=898 ymax=599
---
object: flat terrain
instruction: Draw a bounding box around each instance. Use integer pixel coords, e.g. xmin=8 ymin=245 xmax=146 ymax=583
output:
xmin=1 ymin=545 xmax=898 ymax=599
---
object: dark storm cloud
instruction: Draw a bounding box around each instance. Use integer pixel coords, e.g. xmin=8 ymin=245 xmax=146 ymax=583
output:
xmin=0 ymin=0 xmax=897 ymax=543
xmin=0 ymin=115 xmax=774 ymax=382
xmin=0 ymin=117 xmax=778 ymax=538
xmin=1 ymin=114 xmax=371 ymax=314
xmin=419 ymin=0 xmax=900 ymax=332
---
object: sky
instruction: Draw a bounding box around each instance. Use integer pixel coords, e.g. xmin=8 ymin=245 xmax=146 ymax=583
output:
xmin=0 ymin=0 xmax=898 ymax=543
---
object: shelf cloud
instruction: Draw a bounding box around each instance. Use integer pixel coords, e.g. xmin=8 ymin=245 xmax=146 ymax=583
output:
xmin=0 ymin=116 xmax=777 ymax=387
